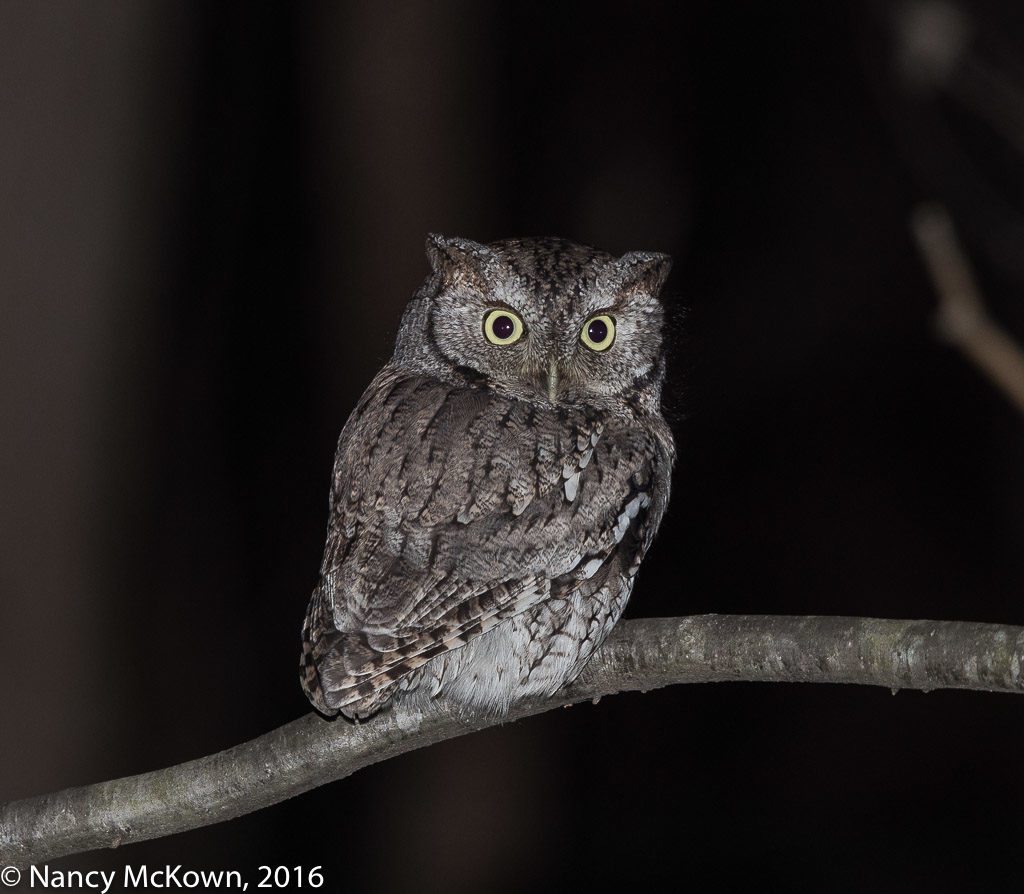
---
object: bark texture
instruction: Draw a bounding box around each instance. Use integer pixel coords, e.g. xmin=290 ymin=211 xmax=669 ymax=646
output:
xmin=2 ymin=614 xmax=1022 ymax=867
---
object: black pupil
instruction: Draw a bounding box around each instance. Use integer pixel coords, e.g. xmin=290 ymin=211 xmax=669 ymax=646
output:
xmin=588 ymin=318 xmax=608 ymax=344
xmin=492 ymin=315 xmax=515 ymax=340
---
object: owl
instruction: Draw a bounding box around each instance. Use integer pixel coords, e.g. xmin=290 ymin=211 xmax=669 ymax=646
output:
xmin=300 ymin=235 xmax=675 ymax=720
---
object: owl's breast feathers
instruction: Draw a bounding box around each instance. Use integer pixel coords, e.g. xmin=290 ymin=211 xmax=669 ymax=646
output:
xmin=301 ymin=366 xmax=673 ymax=718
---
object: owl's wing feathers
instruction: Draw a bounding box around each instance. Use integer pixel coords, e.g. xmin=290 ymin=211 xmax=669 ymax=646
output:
xmin=302 ymin=369 xmax=669 ymax=717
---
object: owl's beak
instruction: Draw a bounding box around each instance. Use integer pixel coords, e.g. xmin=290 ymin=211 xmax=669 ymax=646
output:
xmin=547 ymin=357 xmax=560 ymax=403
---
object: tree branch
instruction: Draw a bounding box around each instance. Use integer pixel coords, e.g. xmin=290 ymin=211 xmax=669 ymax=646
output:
xmin=911 ymin=202 xmax=1024 ymax=415
xmin=3 ymin=614 xmax=1023 ymax=867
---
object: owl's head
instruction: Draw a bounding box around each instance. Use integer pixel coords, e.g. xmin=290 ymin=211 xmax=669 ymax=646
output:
xmin=393 ymin=235 xmax=672 ymax=411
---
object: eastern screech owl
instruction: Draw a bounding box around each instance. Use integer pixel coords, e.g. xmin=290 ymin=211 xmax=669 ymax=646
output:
xmin=300 ymin=235 xmax=674 ymax=720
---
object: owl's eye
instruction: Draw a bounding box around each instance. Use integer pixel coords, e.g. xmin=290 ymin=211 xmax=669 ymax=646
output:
xmin=580 ymin=314 xmax=616 ymax=352
xmin=483 ymin=309 xmax=524 ymax=345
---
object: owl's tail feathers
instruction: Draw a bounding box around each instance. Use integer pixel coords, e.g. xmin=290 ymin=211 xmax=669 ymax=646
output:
xmin=300 ymin=629 xmax=341 ymax=718
xmin=301 ymin=586 xmax=395 ymax=719
xmin=301 ymin=625 xmax=403 ymax=721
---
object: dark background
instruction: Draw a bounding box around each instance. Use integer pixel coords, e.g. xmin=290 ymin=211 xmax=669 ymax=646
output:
xmin=3 ymin=1 xmax=1023 ymax=890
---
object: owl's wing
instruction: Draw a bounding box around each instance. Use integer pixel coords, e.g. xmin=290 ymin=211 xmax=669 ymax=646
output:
xmin=301 ymin=367 xmax=671 ymax=718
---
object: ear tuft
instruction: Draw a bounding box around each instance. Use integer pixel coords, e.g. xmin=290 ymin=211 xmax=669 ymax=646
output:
xmin=425 ymin=234 xmax=490 ymax=281
xmin=618 ymin=250 xmax=673 ymax=296
xmin=424 ymin=233 xmax=449 ymax=273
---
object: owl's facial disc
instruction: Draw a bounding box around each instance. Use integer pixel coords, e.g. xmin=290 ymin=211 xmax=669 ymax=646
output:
xmin=418 ymin=237 xmax=669 ymax=408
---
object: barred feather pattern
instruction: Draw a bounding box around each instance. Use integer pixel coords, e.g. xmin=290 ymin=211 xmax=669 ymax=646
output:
xmin=300 ymin=235 xmax=674 ymax=720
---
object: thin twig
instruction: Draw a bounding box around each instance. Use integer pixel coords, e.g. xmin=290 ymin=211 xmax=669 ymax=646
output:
xmin=2 ymin=613 xmax=1023 ymax=867
xmin=911 ymin=202 xmax=1024 ymax=414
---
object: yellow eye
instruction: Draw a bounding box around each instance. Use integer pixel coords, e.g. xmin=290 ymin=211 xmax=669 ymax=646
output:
xmin=580 ymin=314 xmax=615 ymax=351
xmin=483 ymin=309 xmax=524 ymax=345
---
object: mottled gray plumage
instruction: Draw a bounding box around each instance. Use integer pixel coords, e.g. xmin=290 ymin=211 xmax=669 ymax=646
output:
xmin=300 ymin=235 xmax=675 ymax=719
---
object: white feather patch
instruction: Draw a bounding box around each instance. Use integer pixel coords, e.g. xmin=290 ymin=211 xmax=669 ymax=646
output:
xmin=564 ymin=471 xmax=581 ymax=502
xmin=612 ymin=493 xmax=650 ymax=542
